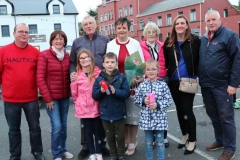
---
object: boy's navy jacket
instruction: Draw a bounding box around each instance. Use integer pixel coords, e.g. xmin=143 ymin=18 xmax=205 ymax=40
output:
xmin=92 ymin=71 xmax=130 ymax=122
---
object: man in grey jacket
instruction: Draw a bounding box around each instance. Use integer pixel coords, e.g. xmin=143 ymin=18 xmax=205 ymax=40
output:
xmin=198 ymin=10 xmax=240 ymax=160
xmin=70 ymin=16 xmax=110 ymax=160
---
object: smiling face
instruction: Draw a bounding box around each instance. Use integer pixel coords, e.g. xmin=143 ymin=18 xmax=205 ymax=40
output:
xmin=116 ymin=22 xmax=129 ymax=40
xmin=51 ymin=34 xmax=65 ymax=51
xmin=145 ymin=63 xmax=159 ymax=82
xmin=79 ymin=52 xmax=92 ymax=67
xmin=103 ymin=57 xmax=118 ymax=75
xmin=206 ymin=12 xmax=221 ymax=33
xmin=13 ymin=24 xmax=29 ymax=46
xmin=146 ymin=28 xmax=158 ymax=43
xmin=174 ymin=17 xmax=188 ymax=35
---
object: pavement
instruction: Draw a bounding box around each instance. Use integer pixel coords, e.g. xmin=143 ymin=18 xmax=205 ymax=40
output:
xmin=0 ymin=89 xmax=240 ymax=160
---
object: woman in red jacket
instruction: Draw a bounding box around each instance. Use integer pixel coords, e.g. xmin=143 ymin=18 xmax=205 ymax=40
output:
xmin=37 ymin=30 xmax=73 ymax=160
xmin=140 ymin=22 xmax=169 ymax=148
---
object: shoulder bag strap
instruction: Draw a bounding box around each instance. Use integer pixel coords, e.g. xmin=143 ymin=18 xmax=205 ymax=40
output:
xmin=173 ymin=49 xmax=181 ymax=79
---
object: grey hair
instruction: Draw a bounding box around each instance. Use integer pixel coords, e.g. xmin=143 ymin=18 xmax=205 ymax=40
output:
xmin=81 ymin=15 xmax=96 ymax=24
xmin=205 ymin=10 xmax=220 ymax=22
xmin=143 ymin=22 xmax=160 ymax=38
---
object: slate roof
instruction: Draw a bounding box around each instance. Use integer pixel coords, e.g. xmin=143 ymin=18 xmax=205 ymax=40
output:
xmin=137 ymin=0 xmax=204 ymax=17
xmin=8 ymin=0 xmax=78 ymax=15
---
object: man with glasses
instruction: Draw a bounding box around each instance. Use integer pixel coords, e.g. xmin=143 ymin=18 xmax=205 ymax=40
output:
xmin=70 ymin=16 xmax=110 ymax=159
xmin=0 ymin=23 xmax=45 ymax=160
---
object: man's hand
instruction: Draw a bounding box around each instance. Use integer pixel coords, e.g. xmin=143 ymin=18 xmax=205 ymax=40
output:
xmin=70 ymin=72 xmax=77 ymax=82
xmin=227 ymin=86 xmax=237 ymax=96
xmin=47 ymin=101 xmax=54 ymax=111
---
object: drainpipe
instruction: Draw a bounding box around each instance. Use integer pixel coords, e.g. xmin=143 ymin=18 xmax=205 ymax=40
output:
xmin=138 ymin=0 xmax=139 ymax=14
xmin=199 ymin=2 xmax=202 ymax=36
xmin=74 ymin=15 xmax=78 ymax=38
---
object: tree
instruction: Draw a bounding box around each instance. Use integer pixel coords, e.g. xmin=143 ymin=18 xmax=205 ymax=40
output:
xmin=86 ymin=8 xmax=98 ymax=22
xmin=78 ymin=22 xmax=84 ymax=36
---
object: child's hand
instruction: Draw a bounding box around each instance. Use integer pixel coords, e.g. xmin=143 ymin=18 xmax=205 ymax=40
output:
xmin=110 ymin=85 xmax=115 ymax=94
xmin=145 ymin=97 xmax=150 ymax=105
xmin=100 ymin=86 xmax=105 ymax=93
xmin=149 ymin=102 xmax=157 ymax=110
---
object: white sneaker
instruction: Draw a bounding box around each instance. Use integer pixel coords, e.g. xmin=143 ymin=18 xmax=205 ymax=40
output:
xmin=63 ymin=152 xmax=74 ymax=159
xmin=96 ymin=154 xmax=103 ymax=160
xmin=88 ymin=154 xmax=96 ymax=160
xmin=54 ymin=158 xmax=62 ymax=160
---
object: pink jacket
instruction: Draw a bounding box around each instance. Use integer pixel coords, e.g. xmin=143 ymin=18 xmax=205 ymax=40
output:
xmin=140 ymin=39 xmax=167 ymax=78
xmin=71 ymin=67 xmax=101 ymax=118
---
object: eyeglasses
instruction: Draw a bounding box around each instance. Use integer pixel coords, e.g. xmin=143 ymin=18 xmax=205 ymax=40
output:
xmin=17 ymin=31 xmax=29 ymax=35
xmin=53 ymin=38 xmax=64 ymax=42
xmin=79 ymin=57 xmax=91 ymax=61
xmin=146 ymin=68 xmax=158 ymax=72
xmin=147 ymin=30 xmax=157 ymax=35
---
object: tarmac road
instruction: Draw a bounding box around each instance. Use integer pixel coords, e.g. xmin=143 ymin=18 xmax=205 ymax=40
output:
xmin=0 ymin=89 xmax=240 ymax=160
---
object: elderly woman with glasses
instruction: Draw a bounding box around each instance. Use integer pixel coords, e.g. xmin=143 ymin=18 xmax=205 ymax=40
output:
xmin=140 ymin=22 xmax=169 ymax=148
xmin=37 ymin=30 xmax=74 ymax=160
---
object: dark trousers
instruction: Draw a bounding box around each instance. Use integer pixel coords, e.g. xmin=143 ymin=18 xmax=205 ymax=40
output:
xmin=169 ymin=81 xmax=196 ymax=142
xmin=102 ymin=119 xmax=125 ymax=159
xmin=82 ymin=117 xmax=102 ymax=154
xmin=4 ymin=100 xmax=43 ymax=159
xmin=201 ymin=85 xmax=236 ymax=153
xmin=233 ymin=94 xmax=236 ymax=103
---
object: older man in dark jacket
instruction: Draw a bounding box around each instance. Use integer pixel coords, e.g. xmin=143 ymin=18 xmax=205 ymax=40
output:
xmin=198 ymin=10 xmax=240 ymax=160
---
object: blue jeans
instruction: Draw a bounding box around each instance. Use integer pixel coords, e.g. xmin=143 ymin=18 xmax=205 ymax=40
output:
xmin=44 ymin=97 xmax=70 ymax=159
xmin=82 ymin=117 xmax=102 ymax=155
xmin=201 ymin=85 xmax=236 ymax=153
xmin=4 ymin=100 xmax=43 ymax=159
xmin=144 ymin=130 xmax=165 ymax=160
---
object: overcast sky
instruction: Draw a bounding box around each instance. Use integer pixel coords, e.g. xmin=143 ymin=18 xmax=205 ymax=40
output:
xmin=72 ymin=0 xmax=239 ymax=22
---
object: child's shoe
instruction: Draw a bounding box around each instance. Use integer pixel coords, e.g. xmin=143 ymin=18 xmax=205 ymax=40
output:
xmin=96 ymin=154 xmax=103 ymax=160
xmin=118 ymin=156 xmax=126 ymax=160
xmin=88 ymin=154 xmax=96 ymax=160
xmin=233 ymin=102 xmax=240 ymax=109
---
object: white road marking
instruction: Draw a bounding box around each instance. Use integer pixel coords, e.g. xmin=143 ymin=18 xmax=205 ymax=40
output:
xmin=167 ymin=133 xmax=216 ymax=160
xmin=167 ymin=105 xmax=204 ymax=113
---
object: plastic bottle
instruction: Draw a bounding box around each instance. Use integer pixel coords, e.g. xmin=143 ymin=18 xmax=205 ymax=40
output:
xmin=100 ymin=80 xmax=110 ymax=95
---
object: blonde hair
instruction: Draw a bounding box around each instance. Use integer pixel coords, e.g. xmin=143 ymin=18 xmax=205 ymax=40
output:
xmin=143 ymin=22 xmax=160 ymax=38
xmin=76 ymin=48 xmax=96 ymax=82
xmin=144 ymin=60 xmax=159 ymax=71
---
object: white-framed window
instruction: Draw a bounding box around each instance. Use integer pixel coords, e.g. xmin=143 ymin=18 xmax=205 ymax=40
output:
xmin=130 ymin=20 xmax=134 ymax=32
xmin=158 ymin=33 xmax=163 ymax=41
xmin=53 ymin=5 xmax=60 ymax=14
xmin=104 ymin=13 xmax=107 ymax=21
xmin=139 ymin=20 xmax=145 ymax=30
xmin=1 ymin=25 xmax=10 ymax=37
xmin=100 ymin=27 xmax=104 ymax=35
xmin=100 ymin=14 xmax=103 ymax=22
xmin=0 ymin=5 xmax=7 ymax=15
xmin=157 ymin=16 xmax=162 ymax=27
xmin=111 ymin=10 xmax=113 ymax=19
xmin=129 ymin=5 xmax=133 ymax=15
xmin=224 ymin=9 xmax=228 ymax=17
xmin=119 ymin=8 xmax=122 ymax=18
xmin=166 ymin=14 xmax=172 ymax=25
xmin=29 ymin=24 xmax=38 ymax=34
xmin=124 ymin=6 xmax=127 ymax=16
xmin=109 ymin=24 xmax=111 ymax=35
xmin=105 ymin=26 xmax=108 ymax=35
xmin=148 ymin=18 xmax=152 ymax=23
xmin=208 ymin=8 xmax=212 ymax=11
xmin=108 ymin=11 xmax=111 ymax=20
xmin=167 ymin=32 xmax=171 ymax=37
xmin=190 ymin=9 xmax=196 ymax=21
xmin=54 ymin=23 xmax=61 ymax=30
xmin=178 ymin=11 xmax=183 ymax=15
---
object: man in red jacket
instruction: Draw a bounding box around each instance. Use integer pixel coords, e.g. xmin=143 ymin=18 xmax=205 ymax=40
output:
xmin=0 ymin=23 xmax=45 ymax=160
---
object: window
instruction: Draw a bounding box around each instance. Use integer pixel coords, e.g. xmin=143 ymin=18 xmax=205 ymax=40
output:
xmin=124 ymin=6 xmax=128 ymax=16
xmin=178 ymin=11 xmax=183 ymax=15
xmin=111 ymin=10 xmax=113 ymax=19
xmin=54 ymin=23 xmax=61 ymax=30
xmin=157 ymin=16 xmax=162 ymax=27
xmin=108 ymin=11 xmax=111 ymax=20
xmin=53 ymin=5 xmax=60 ymax=14
xmin=119 ymin=8 xmax=122 ymax=18
xmin=166 ymin=14 xmax=172 ymax=25
xmin=105 ymin=26 xmax=108 ymax=36
xmin=139 ymin=20 xmax=145 ymax=30
xmin=190 ymin=9 xmax=196 ymax=21
xmin=167 ymin=32 xmax=171 ymax=37
xmin=1 ymin=25 xmax=10 ymax=37
xmin=100 ymin=27 xmax=104 ymax=35
xmin=109 ymin=25 xmax=113 ymax=35
xmin=0 ymin=5 xmax=7 ymax=15
xmin=29 ymin=24 xmax=38 ymax=34
xmin=130 ymin=20 xmax=134 ymax=32
xmin=109 ymin=24 xmax=111 ymax=35
xmin=141 ymin=36 xmax=144 ymax=40
xmin=129 ymin=5 xmax=133 ymax=15
xmin=208 ymin=8 xmax=212 ymax=11
xmin=224 ymin=9 xmax=228 ymax=17
xmin=148 ymin=18 xmax=152 ymax=23
xmin=104 ymin=13 xmax=106 ymax=21
xmin=158 ymin=33 xmax=162 ymax=41
xmin=100 ymin=14 xmax=103 ymax=22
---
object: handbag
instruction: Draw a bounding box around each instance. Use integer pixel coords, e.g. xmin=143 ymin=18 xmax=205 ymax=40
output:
xmin=173 ymin=49 xmax=198 ymax=94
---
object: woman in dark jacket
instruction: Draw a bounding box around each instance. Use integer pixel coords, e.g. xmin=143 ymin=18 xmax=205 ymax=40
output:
xmin=163 ymin=15 xmax=200 ymax=155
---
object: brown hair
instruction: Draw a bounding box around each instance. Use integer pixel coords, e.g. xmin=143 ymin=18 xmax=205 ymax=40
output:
xmin=103 ymin=52 xmax=118 ymax=62
xmin=76 ymin=48 xmax=96 ymax=82
xmin=144 ymin=60 xmax=159 ymax=71
xmin=167 ymin=15 xmax=192 ymax=47
xmin=49 ymin=30 xmax=67 ymax=47
xmin=114 ymin=17 xmax=131 ymax=31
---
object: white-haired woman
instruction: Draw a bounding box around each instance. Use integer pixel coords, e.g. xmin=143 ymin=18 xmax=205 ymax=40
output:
xmin=140 ymin=22 xmax=169 ymax=148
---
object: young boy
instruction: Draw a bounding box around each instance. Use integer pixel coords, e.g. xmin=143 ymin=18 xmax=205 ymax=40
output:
xmin=92 ymin=52 xmax=130 ymax=160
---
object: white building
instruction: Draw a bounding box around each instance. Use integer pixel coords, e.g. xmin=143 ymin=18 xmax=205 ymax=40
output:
xmin=0 ymin=0 xmax=79 ymax=51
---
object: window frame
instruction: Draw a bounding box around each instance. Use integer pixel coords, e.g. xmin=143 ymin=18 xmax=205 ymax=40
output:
xmin=139 ymin=20 xmax=145 ymax=30
xmin=190 ymin=9 xmax=196 ymax=21
xmin=130 ymin=20 xmax=134 ymax=32
xmin=29 ymin=24 xmax=38 ymax=34
xmin=0 ymin=5 xmax=7 ymax=15
xmin=129 ymin=5 xmax=133 ymax=15
xmin=157 ymin=16 xmax=162 ymax=27
xmin=166 ymin=14 xmax=172 ymax=25
xmin=53 ymin=5 xmax=60 ymax=14
xmin=1 ymin=25 xmax=10 ymax=37
xmin=119 ymin=8 xmax=122 ymax=18
xmin=54 ymin=23 xmax=61 ymax=30
xmin=124 ymin=6 xmax=128 ymax=17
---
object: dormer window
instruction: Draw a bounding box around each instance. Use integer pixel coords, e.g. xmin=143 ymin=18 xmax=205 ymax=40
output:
xmin=53 ymin=5 xmax=60 ymax=14
xmin=0 ymin=5 xmax=7 ymax=15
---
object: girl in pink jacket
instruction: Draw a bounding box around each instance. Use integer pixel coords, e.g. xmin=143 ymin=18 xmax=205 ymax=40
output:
xmin=70 ymin=48 xmax=102 ymax=160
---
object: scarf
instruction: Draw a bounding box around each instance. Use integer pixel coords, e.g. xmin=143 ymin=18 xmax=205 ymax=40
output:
xmin=52 ymin=46 xmax=64 ymax=61
xmin=146 ymin=41 xmax=159 ymax=61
